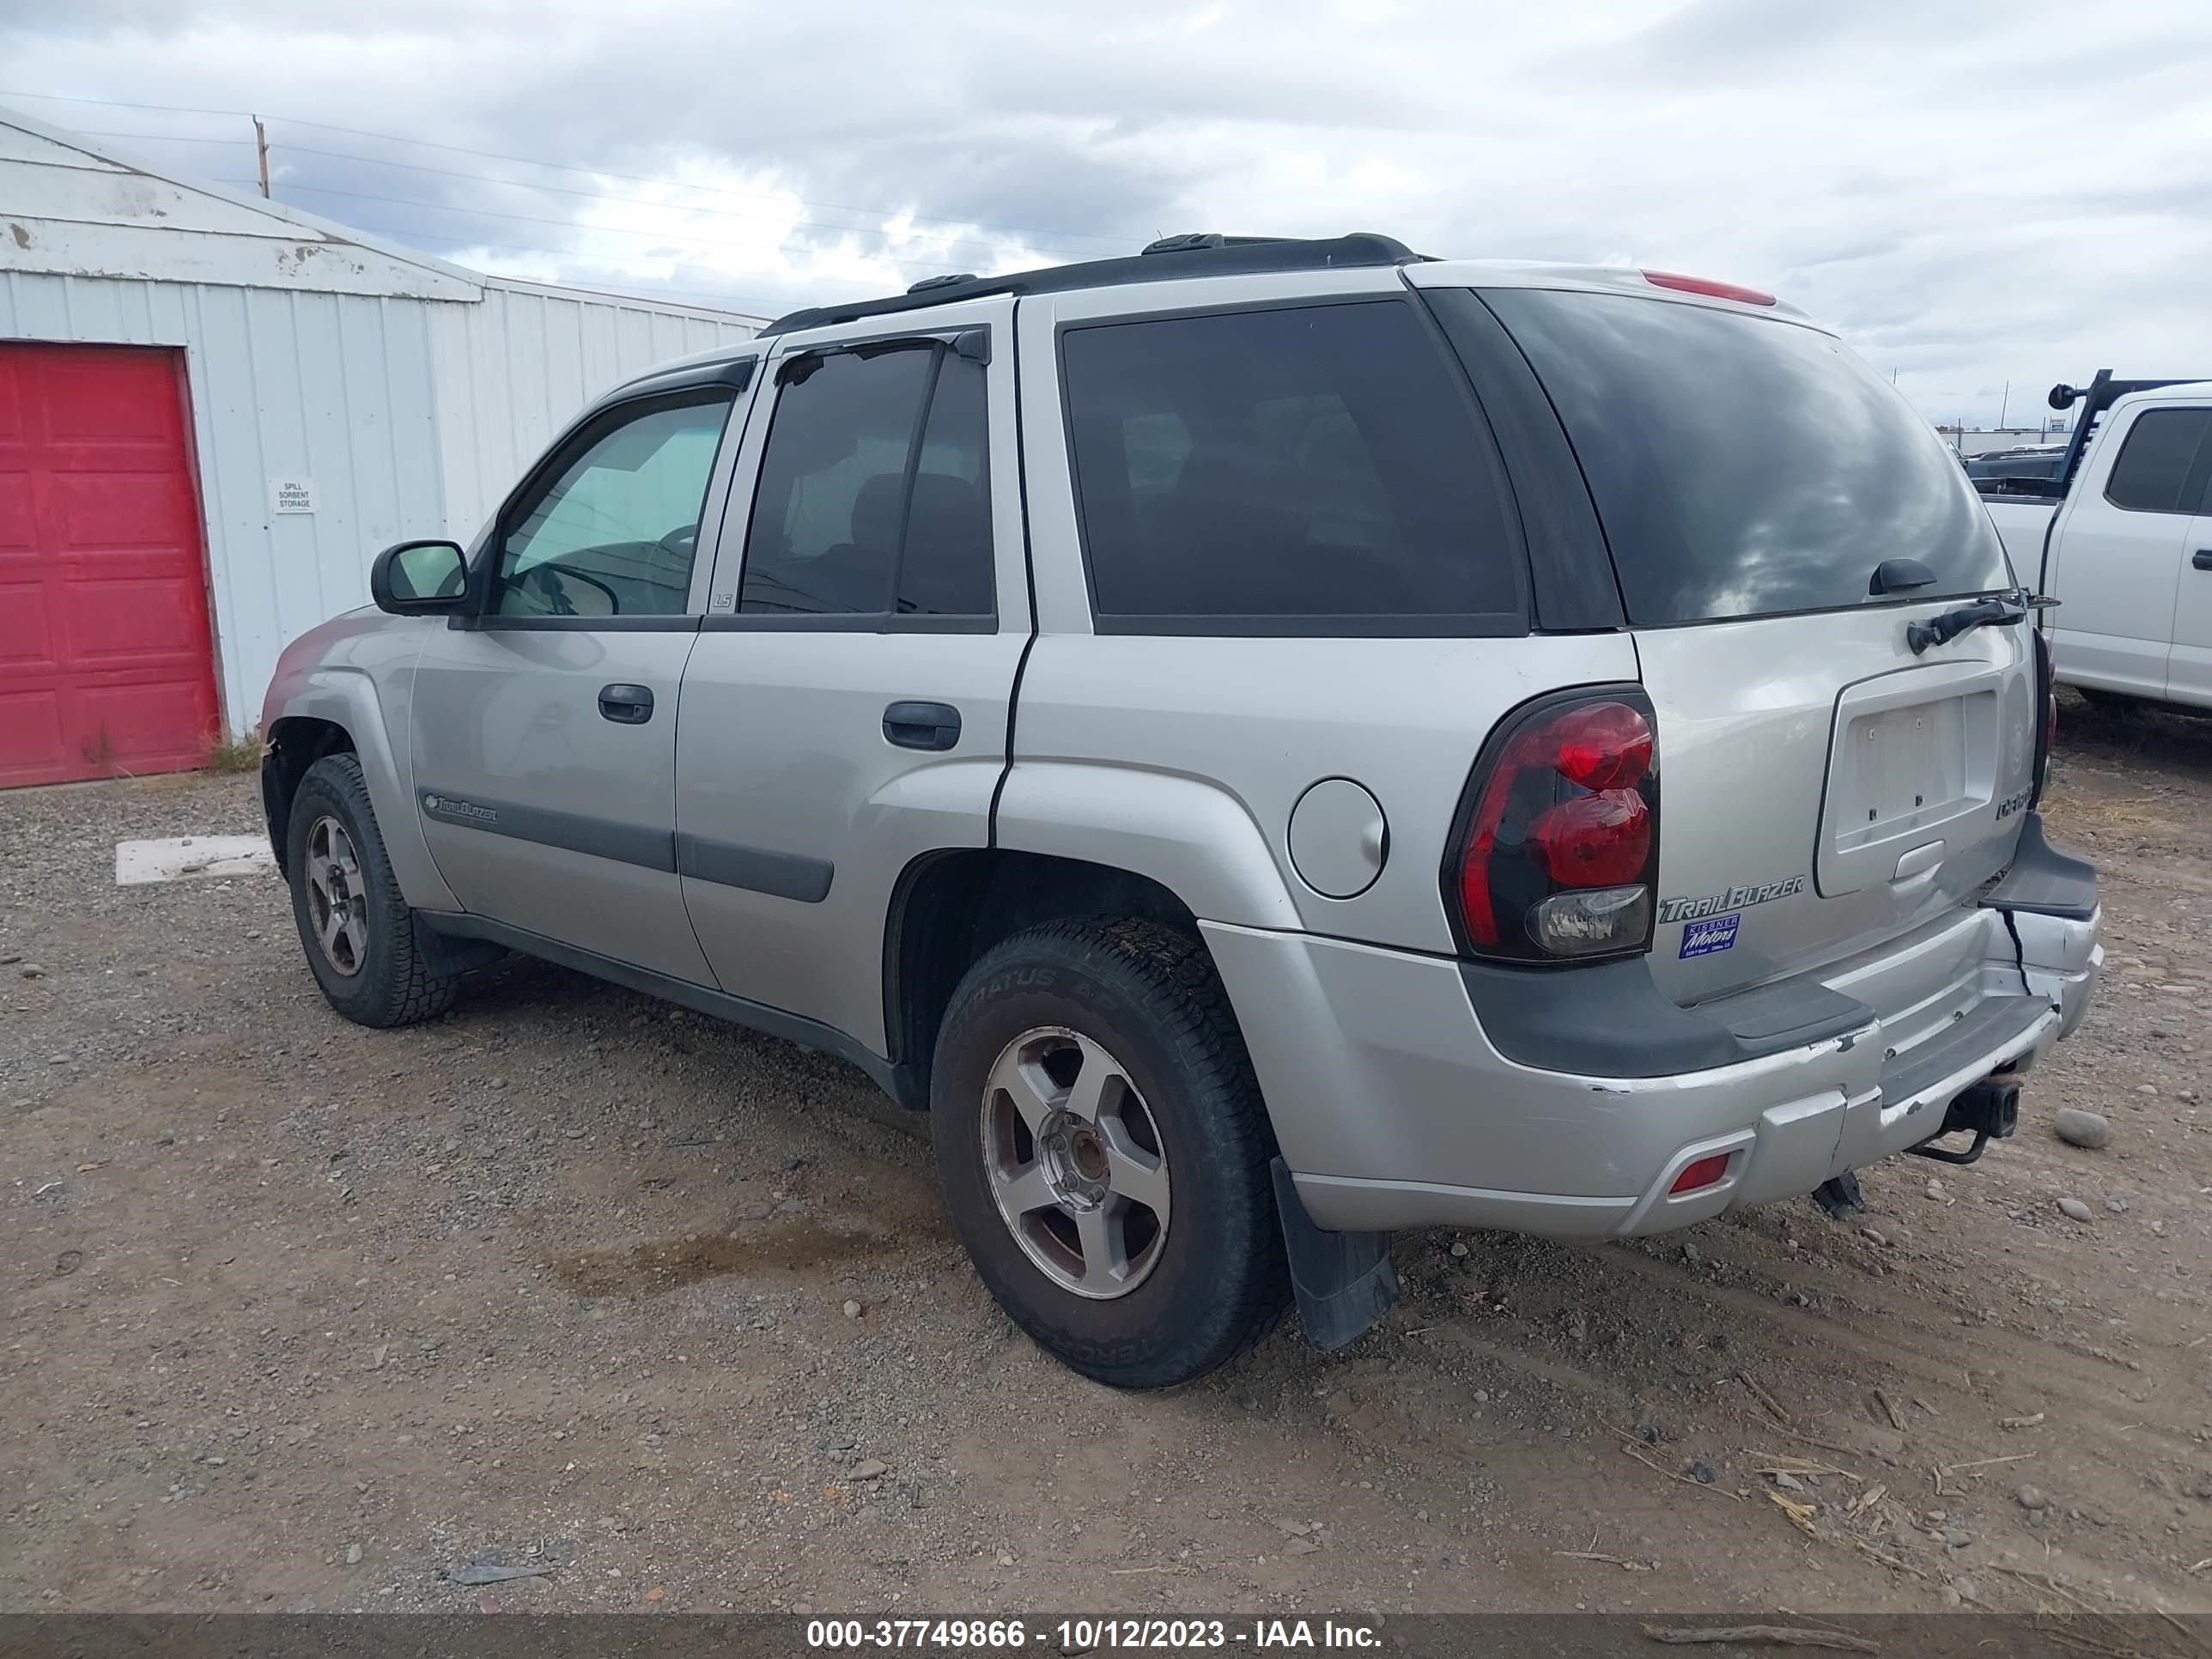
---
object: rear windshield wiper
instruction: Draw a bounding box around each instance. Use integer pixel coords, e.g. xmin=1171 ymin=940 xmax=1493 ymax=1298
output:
xmin=1905 ymin=591 xmax=2055 ymax=655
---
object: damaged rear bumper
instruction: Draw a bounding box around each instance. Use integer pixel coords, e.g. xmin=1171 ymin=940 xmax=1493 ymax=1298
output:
xmin=1209 ymin=816 xmax=2100 ymax=1240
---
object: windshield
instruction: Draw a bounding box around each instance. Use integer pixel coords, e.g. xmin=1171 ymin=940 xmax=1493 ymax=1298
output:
xmin=1481 ymin=288 xmax=2012 ymax=625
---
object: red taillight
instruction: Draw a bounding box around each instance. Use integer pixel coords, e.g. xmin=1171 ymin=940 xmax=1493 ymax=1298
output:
xmin=1549 ymin=702 xmax=1653 ymax=790
xmin=1530 ymin=790 xmax=1651 ymax=887
xmin=1459 ymin=728 xmax=1540 ymax=946
xmin=1670 ymin=1153 xmax=1732 ymax=1195
xmin=1453 ymin=693 xmax=1659 ymax=959
xmin=1641 ymin=270 xmax=1777 ymax=307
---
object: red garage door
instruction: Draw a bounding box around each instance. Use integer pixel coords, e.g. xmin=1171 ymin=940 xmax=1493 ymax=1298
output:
xmin=0 ymin=343 xmax=220 ymax=787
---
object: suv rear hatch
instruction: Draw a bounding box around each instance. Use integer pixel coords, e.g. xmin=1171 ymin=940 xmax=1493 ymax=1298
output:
xmin=1474 ymin=281 xmax=2036 ymax=1010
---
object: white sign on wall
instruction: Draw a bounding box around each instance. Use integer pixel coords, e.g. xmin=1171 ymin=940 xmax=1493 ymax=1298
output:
xmin=269 ymin=479 xmax=319 ymax=514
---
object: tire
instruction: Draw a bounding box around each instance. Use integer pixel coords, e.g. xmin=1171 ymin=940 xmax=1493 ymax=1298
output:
xmin=285 ymin=753 xmax=465 ymax=1028
xmin=929 ymin=918 xmax=1290 ymax=1389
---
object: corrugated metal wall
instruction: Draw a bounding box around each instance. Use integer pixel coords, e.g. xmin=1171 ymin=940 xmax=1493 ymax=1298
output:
xmin=0 ymin=270 xmax=446 ymax=732
xmin=1 ymin=270 xmax=756 ymax=735
xmin=428 ymin=281 xmax=757 ymax=540
xmin=2 ymin=111 xmax=763 ymax=749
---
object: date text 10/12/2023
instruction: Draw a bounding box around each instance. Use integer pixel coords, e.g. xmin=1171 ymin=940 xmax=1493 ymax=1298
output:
xmin=805 ymin=1618 xmax=1383 ymax=1650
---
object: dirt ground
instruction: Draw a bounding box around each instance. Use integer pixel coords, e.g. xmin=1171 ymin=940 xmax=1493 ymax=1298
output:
xmin=3 ymin=692 xmax=2208 ymax=1619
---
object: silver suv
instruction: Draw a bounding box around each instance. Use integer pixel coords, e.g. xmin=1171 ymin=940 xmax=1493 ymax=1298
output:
xmin=260 ymin=233 xmax=2103 ymax=1388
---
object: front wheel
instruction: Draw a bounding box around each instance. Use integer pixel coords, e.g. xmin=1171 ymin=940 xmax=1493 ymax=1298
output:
xmin=285 ymin=753 xmax=465 ymax=1028
xmin=929 ymin=919 xmax=1290 ymax=1389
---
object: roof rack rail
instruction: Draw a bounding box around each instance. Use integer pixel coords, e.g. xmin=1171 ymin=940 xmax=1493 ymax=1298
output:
xmin=1139 ymin=232 xmax=1282 ymax=256
xmin=758 ymin=232 xmax=1425 ymax=337
xmin=906 ymin=272 xmax=977 ymax=294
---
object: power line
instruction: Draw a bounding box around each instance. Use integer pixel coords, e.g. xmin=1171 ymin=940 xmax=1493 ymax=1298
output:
xmin=76 ymin=129 xmax=253 ymax=147
xmin=28 ymin=96 xmax=815 ymax=314
xmin=256 ymin=176 xmax=1069 ymax=271
xmin=208 ymin=183 xmax=824 ymax=313
xmin=270 ymin=123 xmax=1130 ymax=249
xmin=77 ymin=123 xmax=1097 ymax=267
xmin=4 ymin=88 xmax=1132 ymax=249
xmin=66 ymin=121 xmax=1103 ymax=265
xmin=0 ymin=91 xmax=243 ymax=118
xmin=271 ymin=147 xmax=1095 ymax=264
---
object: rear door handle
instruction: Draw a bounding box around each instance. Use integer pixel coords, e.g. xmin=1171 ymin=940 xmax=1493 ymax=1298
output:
xmin=598 ymin=683 xmax=654 ymax=724
xmin=883 ymin=701 xmax=961 ymax=751
xmin=1893 ymin=839 xmax=1946 ymax=882
xmin=2194 ymin=549 xmax=2212 ymax=570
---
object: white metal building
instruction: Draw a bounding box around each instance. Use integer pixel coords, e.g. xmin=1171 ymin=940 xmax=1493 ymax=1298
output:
xmin=0 ymin=106 xmax=762 ymax=786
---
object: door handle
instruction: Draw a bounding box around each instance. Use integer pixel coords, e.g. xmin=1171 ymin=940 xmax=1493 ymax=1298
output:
xmin=598 ymin=683 xmax=654 ymax=724
xmin=2194 ymin=550 xmax=2212 ymax=570
xmin=883 ymin=701 xmax=961 ymax=751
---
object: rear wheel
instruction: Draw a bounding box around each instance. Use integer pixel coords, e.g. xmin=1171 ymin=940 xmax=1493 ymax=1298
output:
xmin=286 ymin=753 xmax=465 ymax=1028
xmin=929 ymin=919 xmax=1289 ymax=1389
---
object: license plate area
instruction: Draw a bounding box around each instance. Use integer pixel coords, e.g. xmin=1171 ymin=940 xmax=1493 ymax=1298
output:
xmin=1833 ymin=701 xmax=1968 ymax=851
xmin=1819 ymin=665 xmax=2001 ymax=897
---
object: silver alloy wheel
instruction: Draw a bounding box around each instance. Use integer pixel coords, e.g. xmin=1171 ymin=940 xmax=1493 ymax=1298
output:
xmin=981 ymin=1026 xmax=1172 ymax=1300
xmin=304 ymin=815 xmax=369 ymax=977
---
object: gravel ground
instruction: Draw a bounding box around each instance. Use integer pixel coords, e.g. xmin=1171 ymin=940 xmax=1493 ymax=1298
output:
xmin=2 ymin=694 xmax=2208 ymax=1617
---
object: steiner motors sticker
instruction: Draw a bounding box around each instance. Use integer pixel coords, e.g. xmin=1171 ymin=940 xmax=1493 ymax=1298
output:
xmin=1679 ymin=912 xmax=1741 ymax=959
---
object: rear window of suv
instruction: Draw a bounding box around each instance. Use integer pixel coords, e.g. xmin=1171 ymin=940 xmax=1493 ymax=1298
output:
xmin=1060 ymin=300 xmax=1525 ymax=635
xmin=1482 ymin=289 xmax=2012 ymax=625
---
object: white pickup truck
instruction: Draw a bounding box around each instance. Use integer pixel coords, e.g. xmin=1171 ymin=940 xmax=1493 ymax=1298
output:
xmin=1982 ymin=372 xmax=2212 ymax=710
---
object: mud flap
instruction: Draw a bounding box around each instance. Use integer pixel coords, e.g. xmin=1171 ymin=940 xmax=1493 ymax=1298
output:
xmin=1272 ymin=1158 xmax=1399 ymax=1350
xmin=1812 ymin=1170 xmax=1865 ymax=1218
xmin=414 ymin=914 xmax=507 ymax=977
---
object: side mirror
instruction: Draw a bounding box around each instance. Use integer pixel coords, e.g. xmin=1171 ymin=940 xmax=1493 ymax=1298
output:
xmin=370 ymin=540 xmax=469 ymax=616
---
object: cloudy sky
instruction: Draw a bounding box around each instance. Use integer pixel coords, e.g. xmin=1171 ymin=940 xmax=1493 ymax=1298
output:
xmin=3 ymin=0 xmax=2207 ymax=426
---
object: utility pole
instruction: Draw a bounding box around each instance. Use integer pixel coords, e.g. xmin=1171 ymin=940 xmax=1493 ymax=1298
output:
xmin=1998 ymin=380 xmax=2009 ymax=430
xmin=252 ymin=116 xmax=270 ymax=198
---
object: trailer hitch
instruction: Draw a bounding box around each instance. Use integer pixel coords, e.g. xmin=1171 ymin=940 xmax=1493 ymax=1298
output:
xmin=1906 ymin=1073 xmax=2021 ymax=1166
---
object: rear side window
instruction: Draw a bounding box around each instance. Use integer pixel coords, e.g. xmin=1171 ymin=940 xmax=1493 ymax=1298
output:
xmin=738 ymin=343 xmax=994 ymax=620
xmin=2104 ymin=407 xmax=2212 ymax=514
xmin=1482 ymin=289 xmax=2012 ymax=625
xmin=899 ymin=352 xmax=994 ymax=616
xmin=1060 ymin=301 xmax=1525 ymax=634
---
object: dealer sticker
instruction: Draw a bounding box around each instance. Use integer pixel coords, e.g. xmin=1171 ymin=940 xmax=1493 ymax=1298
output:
xmin=1679 ymin=912 xmax=1741 ymax=959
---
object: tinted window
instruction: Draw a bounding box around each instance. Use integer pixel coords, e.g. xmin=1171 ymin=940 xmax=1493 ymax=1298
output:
xmin=1484 ymin=289 xmax=2011 ymax=625
xmin=899 ymin=352 xmax=994 ymax=616
xmin=739 ymin=344 xmax=994 ymax=618
xmin=495 ymin=392 xmax=732 ymax=617
xmin=2105 ymin=408 xmax=2212 ymax=514
xmin=1060 ymin=301 xmax=1522 ymax=629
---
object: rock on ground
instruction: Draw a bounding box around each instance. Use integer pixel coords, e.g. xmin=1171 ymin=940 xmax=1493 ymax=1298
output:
xmin=2053 ymin=1109 xmax=2112 ymax=1150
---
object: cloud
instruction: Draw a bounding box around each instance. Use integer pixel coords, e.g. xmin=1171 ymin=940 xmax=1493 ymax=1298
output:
xmin=3 ymin=0 xmax=2208 ymax=422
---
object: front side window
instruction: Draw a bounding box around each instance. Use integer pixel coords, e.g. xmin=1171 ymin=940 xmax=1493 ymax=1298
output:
xmin=2105 ymin=407 xmax=2212 ymax=514
xmin=738 ymin=343 xmax=994 ymax=619
xmin=494 ymin=392 xmax=734 ymax=618
xmin=1060 ymin=300 xmax=1524 ymax=631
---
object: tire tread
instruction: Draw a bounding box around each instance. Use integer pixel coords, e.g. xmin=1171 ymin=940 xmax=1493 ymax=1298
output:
xmin=1086 ymin=917 xmax=1291 ymax=1374
xmin=933 ymin=916 xmax=1290 ymax=1388
xmin=289 ymin=753 xmax=462 ymax=1028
